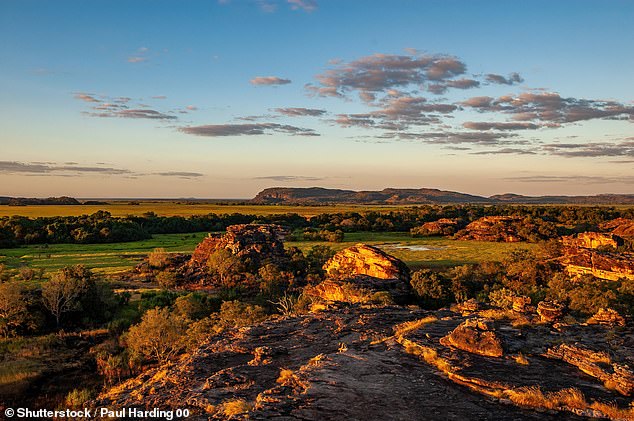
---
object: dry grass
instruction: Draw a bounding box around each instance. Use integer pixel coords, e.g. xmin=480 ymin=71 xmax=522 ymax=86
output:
xmin=401 ymin=339 xmax=453 ymax=373
xmin=591 ymin=401 xmax=634 ymax=420
xmin=513 ymin=353 xmax=529 ymax=366
xmin=221 ymin=399 xmax=253 ymax=416
xmin=507 ymin=386 xmax=594 ymax=412
xmin=393 ymin=316 xmax=438 ymax=338
xmin=276 ymin=369 xmax=296 ymax=385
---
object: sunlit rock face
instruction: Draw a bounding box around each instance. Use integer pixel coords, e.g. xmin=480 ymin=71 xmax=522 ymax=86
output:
xmin=600 ymin=218 xmax=634 ymax=238
xmin=189 ymin=224 xmax=289 ymax=268
xmin=440 ymin=318 xmax=504 ymax=357
xmin=559 ymin=231 xmax=634 ymax=281
xmin=309 ymin=244 xmax=412 ymax=304
xmin=454 ymin=216 xmax=524 ymax=242
xmin=323 ymin=244 xmax=410 ymax=281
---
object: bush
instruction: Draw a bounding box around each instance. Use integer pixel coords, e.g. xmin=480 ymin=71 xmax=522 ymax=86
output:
xmin=148 ymin=248 xmax=170 ymax=269
xmin=410 ymin=270 xmax=452 ymax=309
xmin=19 ymin=266 xmax=35 ymax=281
xmin=156 ymin=270 xmax=178 ymax=289
xmin=125 ymin=308 xmax=187 ymax=364
xmin=173 ymin=293 xmax=220 ymax=321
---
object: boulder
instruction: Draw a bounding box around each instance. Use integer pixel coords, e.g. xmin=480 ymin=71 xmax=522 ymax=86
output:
xmin=440 ymin=318 xmax=503 ymax=357
xmin=587 ymin=308 xmax=626 ymax=327
xmin=512 ymin=296 xmax=533 ymax=313
xmin=311 ymin=244 xmax=412 ymax=304
xmin=537 ymin=301 xmax=565 ymax=323
xmin=323 ymin=244 xmax=410 ymax=281
xmin=455 ymin=298 xmax=482 ymax=314
xmin=560 ymin=249 xmax=634 ymax=282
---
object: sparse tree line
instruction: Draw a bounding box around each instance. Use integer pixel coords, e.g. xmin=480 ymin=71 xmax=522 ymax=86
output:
xmin=2 ymin=205 xmax=633 ymax=248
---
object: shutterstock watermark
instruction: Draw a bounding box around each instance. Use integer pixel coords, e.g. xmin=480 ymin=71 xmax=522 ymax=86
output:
xmin=4 ymin=407 xmax=190 ymax=419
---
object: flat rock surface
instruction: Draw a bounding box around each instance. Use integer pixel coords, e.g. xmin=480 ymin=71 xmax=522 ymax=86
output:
xmin=91 ymin=305 xmax=634 ymax=420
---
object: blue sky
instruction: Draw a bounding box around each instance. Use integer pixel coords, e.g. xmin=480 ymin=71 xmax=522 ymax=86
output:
xmin=1 ymin=0 xmax=633 ymax=198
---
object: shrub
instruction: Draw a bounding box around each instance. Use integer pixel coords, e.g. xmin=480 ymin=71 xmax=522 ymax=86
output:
xmin=148 ymin=248 xmax=170 ymax=269
xmin=173 ymin=293 xmax=219 ymax=321
xmin=64 ymin=388 xmax=94 ymax=409
xmin=410 ymin=270 xmax=452 ymax=309
xmin=156 ymin=270 xmax=178 ymax=289
xmin=125 ymin=308 xmax=188 ymax=364
xmin=19 ymin=266 xmax=35 ymax=281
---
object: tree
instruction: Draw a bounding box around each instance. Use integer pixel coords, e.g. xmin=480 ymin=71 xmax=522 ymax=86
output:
xmin=41 ymin=265 xmax=93 ymax=328
xmin=410 ymin=269 xmax=452 ymax=309
xmin=207 ymin=249 xmax=245 ymax=287
xmin=0 ymin=282 xmax=30 ymax=337
xmin=125 ymin=308 xmax=187 ymax=364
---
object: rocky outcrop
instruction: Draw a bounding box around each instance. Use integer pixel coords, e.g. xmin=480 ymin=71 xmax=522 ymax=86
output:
xmin=601 ymin=218 xmax=634 ymax=238
xmin=562 ymin=232 xmax=624 ymax=250
xmin=189 ymin=224 xmax=289 ymax=269
xmin=587 ymin=308 xmax=626 ymax=327
xmin=560 ymin=249 xmax=634 ymax=281
xmin=323 ymin=244 xmax=410 ymax=281
xmin=411 ymin=218 xmax=463 ymax=236
xmin=546 ymin=343 xmax=634 ymax=396
xmin=95 ymin=304 xmax=634 ymax=420
xmin=537 ymin=301 xmax=566 ymax=323
xmin=312 ymin=244 xmax=411 ymax=304
xmin=454 ymin=216 xmax=524 ymax=242
xmin=512 ymin=296 xmax=533 ymax=313
xmin=454 ymin=298 xmax=482 ymax=314
xmin=440 ymin=318 xmax=503 ymax=357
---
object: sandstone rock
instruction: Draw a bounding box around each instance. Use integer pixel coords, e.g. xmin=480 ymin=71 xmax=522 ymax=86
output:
xmin=305 ymin=277 xmax=407 ymax=305
xmin=313 ymin=245 xmax=411 ymax=304
xmin=600 ymin=218 xmax=634 ymax=238
xmin=189 ymin=224 xmax=289 ymax=269
xmin=454 ymin=216 xmax=524 ymax=242
xmin=537 ymin=301 xmax=565 ymax=323
xmin=455 ymin=298 xmax=482 ymax=314
xmin=411 ymin=218 xmax=462 ymax=236
xmin=587 ymin=308 xmax=626 ymax=327
xmin=562 ymin=232 xmax=624 ymax=250
xmin=323 ymin=244 xmax=410 ymax=281
xmin=440 ymin=318 xmax=503 ymax=357
xmin=512 ymin=296 xmax=532 ymax=313
xmin=560 ymin=249 xmax=634 ymax=282
xmin=546 ymin=343 xmax=634 ymax=396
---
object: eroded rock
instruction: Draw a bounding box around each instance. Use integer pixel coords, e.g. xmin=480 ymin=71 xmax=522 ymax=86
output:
xmin=454 ymin=216 xmax=524 ymax=242
xmin=323 ymin=244 xmax=410 ymax=281
xmin=189 ymin=224 xmax=288 ymax=269
xmin=512 ymin=296 xmax=533 ymax=313
xmin=440 ymin=318 xmax=503 ymax=357
xmin=546 ymin=343 xmax=634 ymax=396
xmin=587 ymin=308 xmax=626 ymax=327
xmin=537 ymin=301 xmax=565 ymax=323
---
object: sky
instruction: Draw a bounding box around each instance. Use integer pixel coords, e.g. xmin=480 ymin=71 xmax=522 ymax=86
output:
xmin=1 ymin=0 xmax=633 ymax=198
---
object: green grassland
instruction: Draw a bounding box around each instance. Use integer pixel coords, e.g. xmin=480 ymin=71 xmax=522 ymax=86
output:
xmin=0 ymin=202 xmax=411 ymax=218
xmin=0 ymin=231 xmax=538 ymax=276
xmin=287 ymin=232 xmax=538 ymax=270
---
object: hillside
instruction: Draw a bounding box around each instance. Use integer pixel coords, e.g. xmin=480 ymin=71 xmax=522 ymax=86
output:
xmin=252 ymin=187 xmax=634 ymax=205
xmin=252 ymin=187 xmax=493 ymax=204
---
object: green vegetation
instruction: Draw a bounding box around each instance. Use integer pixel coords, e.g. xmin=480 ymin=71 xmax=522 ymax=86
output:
xmin=1 ymin=204 xmax=632 ymax=412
